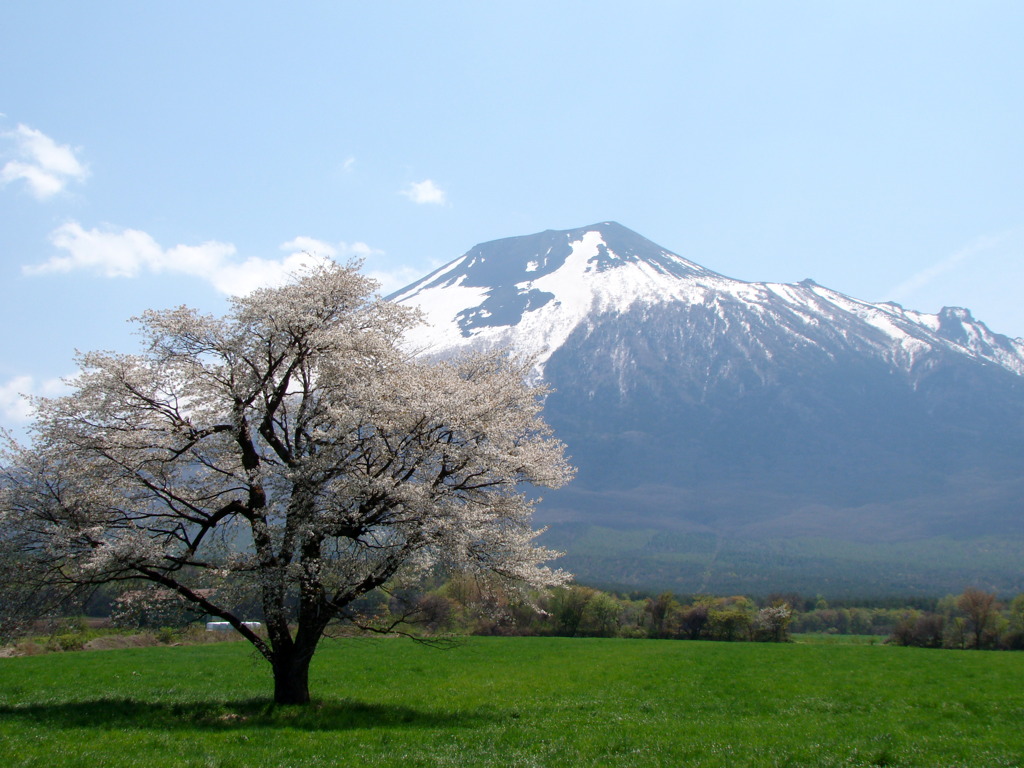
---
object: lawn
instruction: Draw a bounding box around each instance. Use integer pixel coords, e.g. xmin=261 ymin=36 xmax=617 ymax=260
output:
xmin=1 ymin=636 xmax=1022 ymax=767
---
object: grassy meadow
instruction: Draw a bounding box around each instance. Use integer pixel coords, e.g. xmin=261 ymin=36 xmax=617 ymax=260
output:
xmin=1 ymin=636 xmax=1022 ymax=767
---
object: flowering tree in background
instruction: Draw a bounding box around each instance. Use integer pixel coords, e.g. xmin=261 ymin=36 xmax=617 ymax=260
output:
xmin=0 ymin=262 xmax=572 ymax=704
xmin=754 ymin=604 xmax=793 ymax=643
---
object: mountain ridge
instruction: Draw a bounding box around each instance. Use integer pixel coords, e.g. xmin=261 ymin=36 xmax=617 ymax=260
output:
xmin=390 ymin=222 xmax=1024 ymax=597
xmin=392 ymin=221 xmax=1024 ymax=379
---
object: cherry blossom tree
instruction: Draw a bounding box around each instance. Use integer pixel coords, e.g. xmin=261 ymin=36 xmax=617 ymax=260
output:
xmin=0 ymin=262 xmax=572 ymax=704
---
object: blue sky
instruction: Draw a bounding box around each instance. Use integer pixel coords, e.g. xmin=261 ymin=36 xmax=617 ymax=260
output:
xmin=2 ymin=2 xmax=1023 ymax=426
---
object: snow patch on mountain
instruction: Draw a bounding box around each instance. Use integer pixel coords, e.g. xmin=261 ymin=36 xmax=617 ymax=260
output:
xmin=392 ymin=222 xmax=1024 ymax=380
xmin=397 ymin=227 xmax=725 ymax=373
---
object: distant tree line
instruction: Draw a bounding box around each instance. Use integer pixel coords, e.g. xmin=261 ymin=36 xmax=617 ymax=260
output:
xmin=59 ymin=578 xmax=796 ymax=644
xmin=13 ymin=579 xmax=1024 ymax=651
xmin=323 ymin=580 xmax=799 ymax=643
xmin=882 ymin=588 xmax=1024 ymax=650
xmin=406 ymin=582 xmax=1024 ymax=649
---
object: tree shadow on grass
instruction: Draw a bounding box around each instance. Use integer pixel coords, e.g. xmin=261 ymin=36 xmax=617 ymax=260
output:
xmin=0 ymin=697 xmax=498 ymax=732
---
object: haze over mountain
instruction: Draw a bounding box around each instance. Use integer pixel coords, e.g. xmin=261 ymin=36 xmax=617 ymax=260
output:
xmin=391 ymin=223 xmax=1024 ymax=598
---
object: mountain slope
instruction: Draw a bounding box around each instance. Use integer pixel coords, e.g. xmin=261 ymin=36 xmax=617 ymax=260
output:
xmin=394 ymin=221 xmax=1024 ymax=377
xmin=391 ymin=222 xmax=1024 ymax=597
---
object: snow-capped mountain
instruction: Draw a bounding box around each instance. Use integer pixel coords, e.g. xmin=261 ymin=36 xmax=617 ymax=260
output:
xmin=394 ymin=223 xmax=720 ymax=372
xmin=394 ymin=221 xmax=1024 ymax=380
xmin=391 ymin=223 xmax=1024 ymax=597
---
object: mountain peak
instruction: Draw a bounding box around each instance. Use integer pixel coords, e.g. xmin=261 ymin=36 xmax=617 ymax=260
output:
xmin=390 ymin=222 xmax=719 ymax=365
xmin=391 ymin=222 xmax=1024 ymax=380
xmin=390 ymin=222 xmax=711 ymax=301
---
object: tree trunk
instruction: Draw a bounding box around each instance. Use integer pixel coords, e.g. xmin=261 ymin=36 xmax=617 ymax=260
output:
xmin=272 ymin=649 xmax=312 ymax=705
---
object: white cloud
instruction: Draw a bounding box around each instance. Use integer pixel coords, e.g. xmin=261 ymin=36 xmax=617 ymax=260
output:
xmin=400 ymin=179 xmax=447 ymax=205
xmin=28 ymin=222 xmax=237 ymax=281
xmin=0 ymin=374 xmax=71 ymax=424
xmin=887 ymin=234 xmax=1004 ymax=302
xmin=280 ymin=236 xmax=384 ymax=262
xmin=33 ymin=223 xmax=171 ymax=277
xmin=342 ymin=156 xmax=356 ymax=173
xmin=268 ymin=236 xmax=418 ymax=294
xmin=1 ymin=123 xmax=88 ymax=199
xmin=24 ymin=222 xmax=389 ymax=296
xmin=203 ymin=251 xmax=326 ymax=296
xmin=280 ymin=236 xmax=338 ymax=259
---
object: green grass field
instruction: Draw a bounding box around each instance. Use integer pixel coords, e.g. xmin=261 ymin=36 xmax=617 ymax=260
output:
xmin=1 ymin=636 xmax=1022 ymax=767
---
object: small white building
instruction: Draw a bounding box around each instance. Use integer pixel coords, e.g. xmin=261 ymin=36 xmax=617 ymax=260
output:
xmin=205 ymin=621 xmax=262 ymax=632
